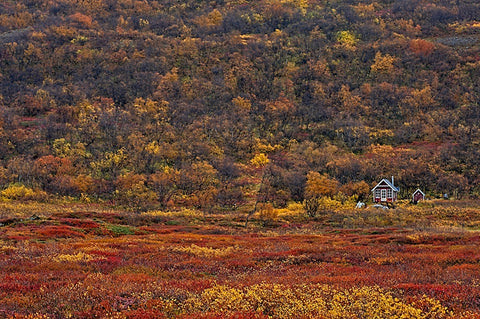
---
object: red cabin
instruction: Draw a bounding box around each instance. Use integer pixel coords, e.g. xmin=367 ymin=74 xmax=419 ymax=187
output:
xmin=371 ymin=177 xmax=399 ymax=203
xmin=412 ymin=189 xmax=425 ymax=203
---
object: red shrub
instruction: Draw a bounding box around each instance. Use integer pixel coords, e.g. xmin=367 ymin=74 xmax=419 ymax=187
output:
xmin=180 ymin=312 xmax=269 ymax=319
xmin=123 ymin=309 xmax=167 ymax=319
xmin=409 ymin=39 xmax=435 ymax=57
xmin=60 ymin=218 xmax=100 ymax=229
xmin=88 ymin=256 xmax=122 ymax=273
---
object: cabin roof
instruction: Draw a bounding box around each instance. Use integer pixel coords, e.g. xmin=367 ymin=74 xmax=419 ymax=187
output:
xmin=371 ymin=178 xmax=400 ymax=193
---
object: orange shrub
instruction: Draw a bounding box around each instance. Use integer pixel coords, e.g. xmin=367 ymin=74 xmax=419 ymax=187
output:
xmin=410 ymin=39 xmax=435 ymax=57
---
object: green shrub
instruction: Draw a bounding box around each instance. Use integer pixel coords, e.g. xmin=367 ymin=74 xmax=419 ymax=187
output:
xmin=106 ymin=224 xmax=135 ymax=236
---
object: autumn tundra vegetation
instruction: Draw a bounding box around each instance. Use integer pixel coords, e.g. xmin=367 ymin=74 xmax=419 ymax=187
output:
xmin=1 ymin=0 xmax=480 ymax=317
xmin=2 ymin=200 xmax=480 ymax=318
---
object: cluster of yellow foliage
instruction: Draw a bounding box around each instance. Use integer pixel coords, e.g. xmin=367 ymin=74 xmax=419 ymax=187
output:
xmin=183 ymin=283 xmax=451 ymax=318
xmin=305 ymin=171 xmax=339 ymax=198
xmin=0 ymin=240 xmax=17 ymax=253
xmin=276 ymin=202 xmax=304 ymax=217
xmin=232 ymin=96 xmax=252 ymax=114
xmin=336 ymin=30 xmax=358 ymax=48
xmin=0 ymin=184 xmax=47 ymax=202
xmin=279 ymin=0 xmax=309 ymax=14
xmin=54 ymin=251 xmax=96 ymax=263
xmin=23 ymin=314 xmax=51 ymax=319
xmin=257 ymin=202 xmax=279 ymax=224
xmin=250 ymin=153 xmax=270 ymax=168
xmin=194 ymin=9 xmax=223 ymax=27
xmin=371 ymin=51 xmax=397 ymax=74
xmin=172 ymin=244 xmax=240 ymax=258
xmin=143 ymin=208 xmax=204 ymax=219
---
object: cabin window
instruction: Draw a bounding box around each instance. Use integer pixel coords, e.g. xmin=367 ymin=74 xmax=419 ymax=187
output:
xmin=387 ymin=189 xmax=392 ymax=198
xmin=375 ymin=189 xmax=380 ymax=198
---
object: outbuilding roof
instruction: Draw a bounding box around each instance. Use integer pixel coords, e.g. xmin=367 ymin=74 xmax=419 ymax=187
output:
xmin=413 ymin=189 xmax=425 ymax=196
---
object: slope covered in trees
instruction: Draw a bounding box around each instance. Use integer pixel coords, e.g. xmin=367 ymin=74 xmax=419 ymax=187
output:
xmin=0 ymin=0 xmax=479 ymax=208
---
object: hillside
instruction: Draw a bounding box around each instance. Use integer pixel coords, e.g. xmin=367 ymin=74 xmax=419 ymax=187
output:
xmin=1 ymin=0 xmax=480 ymax=208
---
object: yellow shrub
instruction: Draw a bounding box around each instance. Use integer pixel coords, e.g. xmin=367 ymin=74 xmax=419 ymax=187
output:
xmin=0 ymin=184 xmax=48 ymax=201
xmin=183 ymin=283 xmax=451 ymax=318
xmin=54 ymin=252 xmax=96 ymax=263
xmin=172 ymin=244 xmax=238 ymax=258
xmin=313 ymin=197 xmax=343 ymax=212
xmin=336 ymin=30 xmax=358 ymax=47
xmin=250 ymin=153 xmax=269 ymax=168
xmin=276 ymin=202 xmax=305 ymax=219
xmin=258 ymin=202 xmax=278 ymax=225
xmin=144 ymin=208 xmax=204 ymax=219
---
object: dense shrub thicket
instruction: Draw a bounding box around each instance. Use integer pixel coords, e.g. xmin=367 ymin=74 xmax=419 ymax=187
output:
xmin=1 ymin=0 xmax=479 ymax=208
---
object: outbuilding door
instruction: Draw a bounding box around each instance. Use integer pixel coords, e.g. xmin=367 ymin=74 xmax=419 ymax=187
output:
xmin=381 ymin=189 xmax=387 ymax=201
xmin=414 ymin=192 xmax=423 ymax=202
